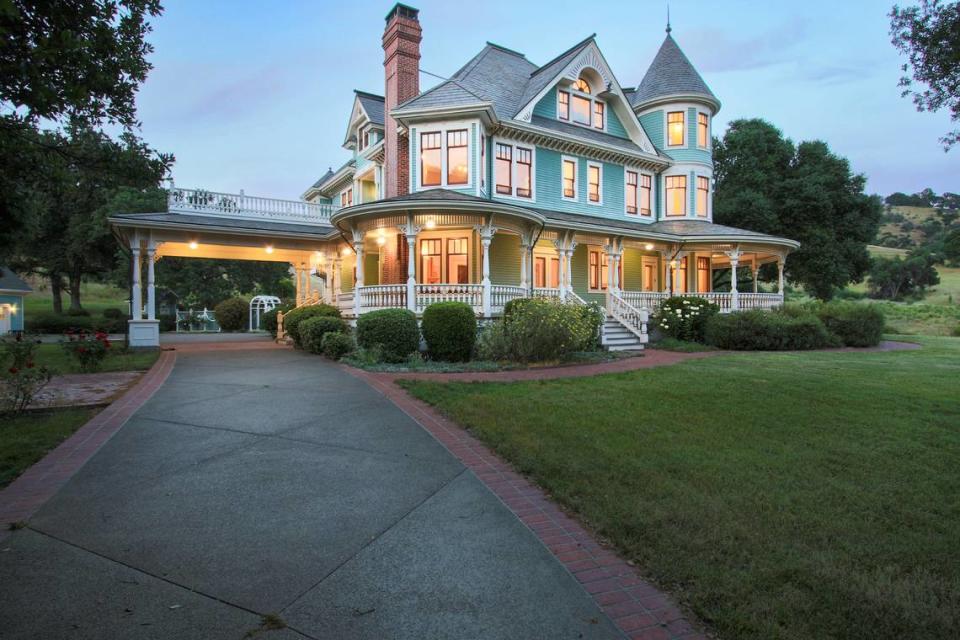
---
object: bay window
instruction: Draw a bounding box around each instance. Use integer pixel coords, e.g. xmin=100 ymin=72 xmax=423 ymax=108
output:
xmin=562 ymin=157 xmax=577 ymax=199
xmin=626 ymin=170 xmax=638 ymax=215
xmin=421 ymin=132 xmax=442 ymax=186
xmin=587 ymin=163 xmax=601 ymax=204
xmin=446 ymin=129 xmax=468 ymax=185
xmin=697 ymin=176 xmax=710 ymax=217
xmin=697 ymin=113 xmax=709 ymax=148
xmin=665 ymin=175 xmax=686 ymax=216
xmin=667 ymin=111 xmax=684 ymax=146
xmin=495 ymin=143 xmax=512 ymax=195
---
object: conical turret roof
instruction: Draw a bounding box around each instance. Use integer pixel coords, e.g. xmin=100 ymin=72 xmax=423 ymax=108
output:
xmin=633 ymin=34 xmax=719 ymax=111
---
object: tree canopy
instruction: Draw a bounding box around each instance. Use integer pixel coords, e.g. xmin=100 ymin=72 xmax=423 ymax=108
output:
xmin=713 ymin=119 xmax=883 ymax=300
xmin=890 ymin=1 xmax=960 ymax=150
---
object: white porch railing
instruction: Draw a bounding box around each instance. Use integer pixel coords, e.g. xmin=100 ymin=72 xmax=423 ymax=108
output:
xmin=414 ymin=284 xmax=483 ymax=313
xmin=337 ymin=292 xmax=354 ymax=311
xmin=532 ymin=287 xmax=561 ymax=298
xmin=358 ymin=284 xmax=407 ymax=311
xmin=609 ymin=292 xmax=649 ymax=342
xmin=168 ymin=187 xmax=336 ymax=225
xmin=619 ymin=291 xmax=783 ymax=313
xmin=344 ymin=283 xmax=528 ymax=316
xmin=491 ymin=285 xmax=526 ymax=310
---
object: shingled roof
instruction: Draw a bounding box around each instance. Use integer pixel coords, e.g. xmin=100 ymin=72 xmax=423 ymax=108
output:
xmin=355 ymin=91 xmax=385 ymax=126
xmin=0 ymin=267 xmax=31 ymax=294
xmin=633 ymin=34 xmax=718 ymax=109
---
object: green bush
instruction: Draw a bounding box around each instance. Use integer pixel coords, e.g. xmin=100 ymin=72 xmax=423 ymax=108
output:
xmin=213 ymin=297 xmax=248 ymax=332
xmin=299 ymin=316 xmax=347 ymax=354
xmin=321 ymin=331 xmax=355 ymax=359
xmin=356 ymin=308 xmax=419 ymax=363
xmin=478 ymin=297 xmax=603 ymax=362
xmin=27 ymin=312 xmax=94 ymax=334
xmin=65 ymin=308 xmax=91 ymax=317
xmin=817 ymin=302 xmax=885 ymax=347
xmin=94 ymin=316 xmax=128 ymax=334
xmin=102 ymin=307 xmax=125 ymax=319
xmin=282 ymin=304 xmax=340 ymax=347
xmin=704 ymin=310 xmax=836 ymax=351
xmin=421 ymin=301 xmax=476 ymax=362
xmin=653 ymin=296 xmax=720 ymax=343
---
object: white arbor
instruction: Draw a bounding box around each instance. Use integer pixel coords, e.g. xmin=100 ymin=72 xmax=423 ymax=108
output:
xmin=249 ymin=295 xmax=282 ymax=331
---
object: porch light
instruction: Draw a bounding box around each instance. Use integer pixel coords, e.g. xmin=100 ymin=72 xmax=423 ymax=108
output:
xmin=342 ymin=247 xmax=352 ymax=256
xmin=376 ymin=235 xmax=386 ymax=246
xmin=425 ymin=218 xmax=436 ymax=229
xmin=9 ymin=304 xmax=16 ymax=314
xmin=316 ymin=250 xmax=324 ymax=260
xmin=189 ymin=240 xmax=198 ymax=249
xmin=265 ymin=245 xmax=274 ymax=254
xmin=644 ymin=243 xmax=654 ymax=251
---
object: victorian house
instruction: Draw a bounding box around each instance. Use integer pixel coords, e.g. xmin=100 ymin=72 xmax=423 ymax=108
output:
xmin=110 ymin=4 xmax=797 ymax=348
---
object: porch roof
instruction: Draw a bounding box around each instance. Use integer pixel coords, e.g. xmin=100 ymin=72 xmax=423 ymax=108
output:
xmin=109 ymin=212 xmax=339 ymax=240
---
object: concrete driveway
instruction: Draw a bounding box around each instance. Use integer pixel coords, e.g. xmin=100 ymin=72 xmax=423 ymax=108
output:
xmin=0 ymin=348 xmax=622 ymax=639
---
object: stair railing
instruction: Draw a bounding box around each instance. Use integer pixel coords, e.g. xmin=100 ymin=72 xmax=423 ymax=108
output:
xmin=609 ymin=291 xmax=648 ymax=341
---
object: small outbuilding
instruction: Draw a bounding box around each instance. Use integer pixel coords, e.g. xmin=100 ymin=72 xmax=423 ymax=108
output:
xmin=0 ymin=267 xmax=32 ymax=335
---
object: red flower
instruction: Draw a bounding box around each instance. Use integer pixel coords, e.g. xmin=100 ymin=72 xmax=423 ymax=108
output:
xmin=26 ymin=362 xmax=34 ymax=368
xmin=8 ymin=367 xmax=18 ymax=374
xmin=78 ymin=347 xmax=87 ymax=354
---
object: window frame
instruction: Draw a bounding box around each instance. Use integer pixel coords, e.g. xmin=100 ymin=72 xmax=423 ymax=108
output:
xmin=419 ymin=237 xmax=443 ymax=284
xmin=697 ymin=112 xmax=709 ymax=148
xmin=558 ymin=90 xmax=570 ymax=121
xmin=667 ymin=111 xmax=685 ymax=147
xmin=445 ymin=129 xmax=469 ymax=186
xmin=640 ymin=172 xmax=653 ymax=217
xmin=697 ymin=176 xmax=710 ymax=218
xmin=417 ymin=124 xmax=474 ymax=191
xmin=492 ymin=138 xmax=536 ymax=202
xmin=586 ymin=161 xmax=603 ymax=205
xmin=446 ymin=237 xmax=470 ymax=284
xmin=533 ymin=251 xmax=561 ymax=289
xmin=588 ymin=246 xmax=620 ymax=292
xmin=494 ymin=142 xmax=512 ymax=196
xmin=561 ymin=155 xmax=578 ymax=201
xmin=557 ymin=79 xmax=607 ymax=131
xmin=665 ymin=175 xmax=687 ymax=217
xmin=625 ymin=169 xmax=638 ymax=216
xmin=697 ymin=256 xmax=712 ymax=293
xmin=420 ymin=131 xmax=443 ymax=188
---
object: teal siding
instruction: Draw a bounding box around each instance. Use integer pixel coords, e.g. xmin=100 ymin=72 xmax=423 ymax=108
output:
xmin=606 ymin=107 xmax=628 ymax=139
xmin=1 ymin=293 xmax=25 ymax=332
xmin=410 ymin=126 xmax=418 ymax=189
xmin=638 ymin=110 xmax=664 ymax=150
xmin=664 ymin=147 xmax=712 ymax=165
xmin=533 ymin=88 xmax=556 ymax=118
xmin=689 ymin=170 xmax=696 ymax=215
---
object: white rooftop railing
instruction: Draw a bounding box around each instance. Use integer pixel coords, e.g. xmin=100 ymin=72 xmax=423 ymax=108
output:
xmin=167 ymin=187 xmax=336 ymax=225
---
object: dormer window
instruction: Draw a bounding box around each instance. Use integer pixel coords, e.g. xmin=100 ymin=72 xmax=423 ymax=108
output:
xmin=558 ymin=76 xmax=605 ymax=130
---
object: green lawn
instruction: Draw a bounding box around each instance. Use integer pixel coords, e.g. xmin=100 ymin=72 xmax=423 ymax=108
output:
xmin=24 ymin=281 xmax=128 ymax=315
xmin=30 ymin=343 xmax=159 ymax=374
xmin=401 ymin=336 xmax=960 ymax=640
xmin=0 ymin=408 xmax=98 ymax=488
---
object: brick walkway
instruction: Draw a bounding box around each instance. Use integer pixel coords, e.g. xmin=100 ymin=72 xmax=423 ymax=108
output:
xmin=0 ymin=351 xmax=176 ymax=541
xmin=346 ymin=362 xmax=710 ymax=640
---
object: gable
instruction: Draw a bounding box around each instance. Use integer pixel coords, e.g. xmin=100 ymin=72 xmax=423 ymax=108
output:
xmin=514 ymin=41 xmax=657 ymax=155
xmin=532 ymin=87 xmax=631 ymax=140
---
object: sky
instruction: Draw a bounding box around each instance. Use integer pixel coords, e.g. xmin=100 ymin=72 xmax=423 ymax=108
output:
xmin=133 ymin=0 xmax=960 ymax=200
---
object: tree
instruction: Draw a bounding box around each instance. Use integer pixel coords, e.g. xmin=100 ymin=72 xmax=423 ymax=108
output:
xmin=890 ymin=1 xmax=960 ymax=150
xmin=867 ymin=251 xmax=940 ymax=299
xmin=944 ymin=228 xmax=960 ymax=264
xmin=713 ymin=119 xmax=883 ymax=300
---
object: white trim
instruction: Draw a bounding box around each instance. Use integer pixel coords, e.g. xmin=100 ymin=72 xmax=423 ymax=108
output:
xmin=414 ymin=120 xmax=476 ymax=192
xmin=491 ymin=136 xmax=537 ymax=203
xmin=665 ymin=109 xmax=686 ymax=148
xmin=586 ymin=161 xmax=603 ymax=206
xmin=640 ymin=170 xmax=654 ymax=218
xmin=664 ymin=173 xmax=687 ymax=217
xmin=561 ymin=155 xmax=579 ymax=202
xmin=558 ymin=83 xmax=607 ymax=134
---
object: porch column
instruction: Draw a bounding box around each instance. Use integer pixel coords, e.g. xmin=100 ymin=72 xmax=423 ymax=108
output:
xmin=353 ymin=230 xmax=365 ymax=317
xmin=612 ymin=242 xmax=622 ymax=294
xmin=402 ymin=218 xmax=418 ymax=313
xmin=478 ymin=224 xmax=496 ymax=317
xmin=604 ymin=243 xmax=617 ymax=312
xmin=553 ymin=240 xmax=566 ymax=297
xmin=318 ymin=253 xmax=331 ymax=303
xmin=519 ymin=242 xmax=529 ymax=291
xmin=131 ymin=243 xmax=143 ymax=320
xmin=332 ymin=256 xmax=342 ymax=302
xmin=726 ymin=249 xmax=742 ymax=310
xmin=752 ymin=256 xmax=759 ymax=294
xmin=777 ymin=256 xmax=785 ymax=297
xmin=146 ymin=243 xmax=156 ymax=321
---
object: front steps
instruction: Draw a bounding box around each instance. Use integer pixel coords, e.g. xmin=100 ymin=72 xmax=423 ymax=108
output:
xmin=601 ymin=318 xmax=646 ymax=351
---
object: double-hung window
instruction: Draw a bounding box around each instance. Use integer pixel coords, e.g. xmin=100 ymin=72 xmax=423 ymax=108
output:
xmin=558 ymin=78 xmax=605 ymax=129
xmin=667 ymin=111 xmax=684 ymax=146
xmin=420 ymin=132 xmax=442 ymax=187
xmin=420 ymin=238 xmax=442 ymax=284
xmin=534 ymin=256 xmax=560 ymax=288
xmin=340 ymin=188 xmax=353 ymax=208
xmin=665 ymin=175 xmax=686 ymax=216
xmin=516 ymin=148 xmax=533 ymax=198
xmin=558 ymin=91 xmax=570 ymax=120
xmin=494 ymin=142 xmax=534 ymax=199
xmin=562 ymin=158 xmax=577 ymax=199
xmin=640 ymin=174 xmax=652 ymax=216
xmin=587 ymin=163 xmax=602 ymax=204
xmin=495 ymin=144 xmax=512 ymax=195
xmin=626 ymin=170 xmax=638 ymax=215
xmin=446 ymin=130 xmax=468 ymax=185
xmin=447 ymin=238 xmax=469 ymax=284
xmin=697 ymin=113 xmax=709 ymax=148
xmin=697 ymin=176 xmax=710 ymax=217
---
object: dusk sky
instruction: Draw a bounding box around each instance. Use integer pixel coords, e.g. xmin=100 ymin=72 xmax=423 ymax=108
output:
xmin=134 ymin=0 xmax=959 ymax=200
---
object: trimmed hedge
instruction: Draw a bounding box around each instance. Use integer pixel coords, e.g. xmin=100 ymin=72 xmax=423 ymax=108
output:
xmin=299 ymin=316 xmax=347 ymax=354
xmin=478 ymin=297 xmax=604 ymax=362
xmin=322 ymin=331 xmax=355 ymax=359
xmin=214 ymin=297 xmax=248 ymax=332
xmin=421 ymin=301 xmax=476 ymax=362
xmin=817 ymin=302 xmax=885 ymax=347
xmin=356 ymin=308 xmax=419 ymax=363
xmin=27 ymin=312 xmax=103 ymax=334
xmin=704 ymin=310 xmax=836 ymax=351
xmin=283 ymin=304 xmax=341 ymax=347
xmin=102 ymin=308 xmax=125 ymax=319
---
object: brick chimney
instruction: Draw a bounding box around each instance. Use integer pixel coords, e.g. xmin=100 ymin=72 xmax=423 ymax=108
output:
xmin=382 ymin=3 xmax=421 ymax=198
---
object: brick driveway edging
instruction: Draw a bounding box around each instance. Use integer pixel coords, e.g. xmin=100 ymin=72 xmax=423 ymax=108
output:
xmin=0 ymin=351 xmax=176 ymax=539
xmin=345 ymin=364 xmax=710 ymax=640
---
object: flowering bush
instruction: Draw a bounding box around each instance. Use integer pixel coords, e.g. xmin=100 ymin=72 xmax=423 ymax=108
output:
xmin=61 ymin=330 xmax=112 ymax=373
xmin=478 ymin=297 xmax=604 ymax=362
xmin=1 ymin=335 xmax=52 ymax=415
xmin=653 ymin=296 xmax=719 ymax=343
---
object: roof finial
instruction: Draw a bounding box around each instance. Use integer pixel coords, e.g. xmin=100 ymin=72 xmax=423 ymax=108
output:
xmin=666 ymin=5 xmax=672 ymax=34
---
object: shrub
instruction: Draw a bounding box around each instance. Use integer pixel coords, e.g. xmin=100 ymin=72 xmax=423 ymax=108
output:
xmin=282 ymin=304 xmax=341 ymax=347
xmin=102 ymin=307 xmax=125 ymax=319
xmin=356 ymin=308 xmax=419 ymax=363
xmin=299 ymin=316 xmax=347 ymax=354
xmin=158 ymin=314 xmax=176 ymax=332
xmin=65 ymin=308 xmax=91 ymax=317
xmin=322 ymin=331 xmax=355 ymax=360
xmin=478 ymin=297 xmax=603 ymax=362
xmin=421 ymin=302 xmax=476 ymax=362
xmin=704 ymin=310 xmax=836 ymax=351
xmin=817 ymin=302 xmax=885 ymax=347
xmin=61 ymin=330 xmax=113 ymax=372
xmin=214 ymin=297 xmax=248 ymax=332
xmin=27 ymin=312 xmax=94 ymax=334
xmin=653 ymin=296 xmax=719 ymax=343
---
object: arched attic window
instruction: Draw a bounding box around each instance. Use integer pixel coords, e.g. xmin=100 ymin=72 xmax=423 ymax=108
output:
xmin=559 ymin=73 xmax=605 ymax=130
